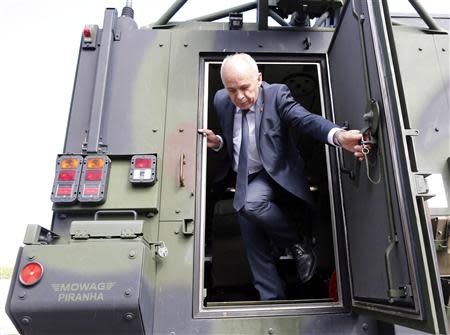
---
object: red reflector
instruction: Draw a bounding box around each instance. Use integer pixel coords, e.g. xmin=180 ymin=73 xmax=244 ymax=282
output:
xmin=135 ymin=158 xmax=152 ymax=169
xmin=56 ymin=185 xmax=73 ymax=196
xmin=83 ymin=26 xmax=91 ymax=38
xmin=58 ymin=170 xmax=76 ymax=181
xmin=83 ymin=186 xmax=100 ymax=196
xmin=85 ymin=170 xmax=102 ymax=181
xmin=19 ymin=262 xmax=44 ymax=286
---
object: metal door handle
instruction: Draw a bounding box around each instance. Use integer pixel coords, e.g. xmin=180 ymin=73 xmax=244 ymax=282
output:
xmin=179 ymin=153 xmax=186 ymax=187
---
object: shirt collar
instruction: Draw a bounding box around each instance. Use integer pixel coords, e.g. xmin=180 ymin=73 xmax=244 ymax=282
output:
xmin=236 ymin=105 xmax=255 ymax=114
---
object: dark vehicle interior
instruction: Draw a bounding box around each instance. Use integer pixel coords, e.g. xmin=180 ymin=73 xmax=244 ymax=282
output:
xmin=202 ymin=61 xmax=337 ymax=305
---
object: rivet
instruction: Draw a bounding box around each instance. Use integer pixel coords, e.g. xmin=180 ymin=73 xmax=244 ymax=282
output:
xmin=174 ymin=230 xmax=179 ymax=235
xmin=442 ymin=48 xmax=446 ymax=52
xmin=184 ymin=43 xmax=188 ymax=47
xmin=128 ymin=250 xmax=136 ymax=259
xmin=418 ymin=47 xmax=423 ymax=51
xmin=27 ymin=255 xmax=35 ymax=261
xmin=268 ymin=328 xmax=274 ymax=334
xmin=21 ymin=317 xmax=31 ymax=325
xmin=435 ymin=127 xmax=439 ymax=132
xmin=258 ymin=44 xmax=263 ymax=48
xmin=159 ymin=43 xmax=164 ymax=47
xmin=362 ymin=323 xmax=369 ymax=331
xmin=175 ymin=209 xmax=181 ymax=214
xmin=190 ymin=192 xmax=194 ymax=197
xmin=152 ymin=129 xmax=158 ymax=133
xmin=18 ymin=292 xmax=26 ymax=299
xmin=123 ymin=312 xmax=134 ymax=321
xmin=125 ymin=289 xmax=132 ymax=297
xmin=170 ymin=332 xmax=176 ymax=335
xmin=178 ymin=129 xmax=184 ymax=132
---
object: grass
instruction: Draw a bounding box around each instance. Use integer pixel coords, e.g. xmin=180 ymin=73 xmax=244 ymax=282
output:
xmin=0 ymin=267 xmax=13 ymax=280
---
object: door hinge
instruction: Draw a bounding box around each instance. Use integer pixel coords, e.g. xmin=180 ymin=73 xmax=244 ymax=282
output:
xmin=388 ymin=284 xmax=412 ymax=300
xmin=432 ymin=217 xmax=450 ymax=252
xmin=404 ymin=128 xmax=420 ymax=137
xmin=120 ymin=228 xmax=138 ymax=239
xmin=72 ymin=230 xmax=90 ymax=240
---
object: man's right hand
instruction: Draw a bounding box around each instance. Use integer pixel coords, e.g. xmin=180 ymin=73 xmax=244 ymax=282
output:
xmin=197 ymin=128 xmax=221 ymax=149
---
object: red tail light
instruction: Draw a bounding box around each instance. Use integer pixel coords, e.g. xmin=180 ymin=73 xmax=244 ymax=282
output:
xmin=129 ymin=155 xmax=157 ymax=185
xmin=58 ymin=170 xmax=76 ymax=181
xmin=78 ymin=155 xmax=110 ymax=203
xmin=51 ymin=155 xmax=83 ymax=204
xmin=19 ymin=262 xmax=44 ymax=286
xmin=85 ymin=170 xmax=102 ymax=181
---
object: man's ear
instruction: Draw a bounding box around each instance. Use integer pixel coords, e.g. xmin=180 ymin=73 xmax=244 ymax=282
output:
xmin=257 ymin=72 xmax=262 ymax=85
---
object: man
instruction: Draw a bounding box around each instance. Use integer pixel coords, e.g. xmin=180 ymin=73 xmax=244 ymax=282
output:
xmin=198 ymin=53 xmax=365 ymax=300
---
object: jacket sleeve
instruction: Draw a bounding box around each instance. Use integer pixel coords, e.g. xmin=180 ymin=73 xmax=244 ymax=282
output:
xmin=275 ymin=84 xmax=337 ymax=144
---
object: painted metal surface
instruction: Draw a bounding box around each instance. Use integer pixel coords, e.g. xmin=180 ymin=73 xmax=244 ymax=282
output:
xmin=5 ymin=0 xmax=449 ymax=334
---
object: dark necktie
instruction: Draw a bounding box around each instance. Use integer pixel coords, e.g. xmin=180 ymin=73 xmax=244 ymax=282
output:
xmin=233 ymin=109 xmax=249 ymax=211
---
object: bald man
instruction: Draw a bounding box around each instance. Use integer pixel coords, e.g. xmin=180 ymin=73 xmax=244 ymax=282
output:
xmin=198 ymin=53 xmax=364 ymax=300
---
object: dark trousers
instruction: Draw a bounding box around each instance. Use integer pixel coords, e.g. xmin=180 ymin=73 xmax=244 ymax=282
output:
xmin=238 ymin=170 xmax=301 ymax=300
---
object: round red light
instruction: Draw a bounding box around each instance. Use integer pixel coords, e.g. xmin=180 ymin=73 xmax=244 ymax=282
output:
xmin=19 ymin=262 xmax=44 ymax=286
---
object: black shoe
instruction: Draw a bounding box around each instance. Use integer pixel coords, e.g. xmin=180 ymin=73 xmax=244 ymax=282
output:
xmin=289 ymin=242 xmax=317 ymax=284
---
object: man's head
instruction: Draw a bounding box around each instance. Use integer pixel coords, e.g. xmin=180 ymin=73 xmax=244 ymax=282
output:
xmin=220 ymin=53 xmax=262 ymax=110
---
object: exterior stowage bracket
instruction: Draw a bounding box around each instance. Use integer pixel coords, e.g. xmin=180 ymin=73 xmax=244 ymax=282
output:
xmin=70 ymin=220 xmax=144 ymax=240
xmin=413 ymin=173 xmax=435 ymax=199
xmin=23 ymin=225 xmax=60 ymax=245
xmin=404 ymin=129 xmax=420 ymax=137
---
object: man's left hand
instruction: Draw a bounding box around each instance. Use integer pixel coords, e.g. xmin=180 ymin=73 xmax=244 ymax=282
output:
xmin=334 ymin=130 xmax=366 ymax=161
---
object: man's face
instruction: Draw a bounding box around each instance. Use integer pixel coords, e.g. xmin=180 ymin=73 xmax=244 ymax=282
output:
xmin=222 ymin=67 xmax=262 ymax=110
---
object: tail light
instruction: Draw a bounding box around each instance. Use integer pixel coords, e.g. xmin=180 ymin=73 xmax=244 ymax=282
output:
xmin=51 ymin=155 xmax=83 ymax=203
xmin=78 ymin=155 xmax=111 ymax=203
xmin=129 ymin=155 xmax=157 ymax=185
xmin=19 ymin=262 xmax=44 ymax=286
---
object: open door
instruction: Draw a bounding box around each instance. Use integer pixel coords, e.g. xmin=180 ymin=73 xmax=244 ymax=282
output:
xmin=328 ymin=0 xmax=447 ymax=333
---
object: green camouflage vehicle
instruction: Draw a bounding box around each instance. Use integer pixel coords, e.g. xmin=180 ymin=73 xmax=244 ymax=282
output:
xmin=5 ymin=0 xmax=449 ymax=334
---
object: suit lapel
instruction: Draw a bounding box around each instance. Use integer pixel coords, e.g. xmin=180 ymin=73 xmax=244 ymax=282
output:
xmin=222 ymin=98 xmax=235 ymax=159
xmin=254 ymin=84 xmax=264 ymax=151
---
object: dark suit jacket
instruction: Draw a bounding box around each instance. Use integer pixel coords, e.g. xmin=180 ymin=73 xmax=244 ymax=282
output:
xmin=214 ymin=81 xmax=337 ymax=205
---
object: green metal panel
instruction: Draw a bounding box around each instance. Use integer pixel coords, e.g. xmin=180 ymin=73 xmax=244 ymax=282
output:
xmin=153 ymin=220 xmax=197 ymax=333
xmin=158 ymin=31 xmax=208 ymax=221
xmin=392 ymin=26 xmax=450 ymax=216
xmin=8 ymin=239 xmax=156 ymax=334
xmin=392 ymin=27 xmax=449 ymax=170
xmin=120 ymin=30 xmax=172 ymax=154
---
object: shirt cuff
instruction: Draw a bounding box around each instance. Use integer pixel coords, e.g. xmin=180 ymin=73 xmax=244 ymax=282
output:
xmin=327 ymin=128 xmax=343 ymax=147
xmin=212 ymin=135 xmax=223 ymax=152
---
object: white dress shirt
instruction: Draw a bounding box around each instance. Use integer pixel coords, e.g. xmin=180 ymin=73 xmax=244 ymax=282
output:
xmin=232 ymin=107 xmax=263 ymax=174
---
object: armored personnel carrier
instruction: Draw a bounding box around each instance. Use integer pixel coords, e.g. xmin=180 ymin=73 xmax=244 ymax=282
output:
xmin=6 ymin=0 xmax=449 ymax=334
